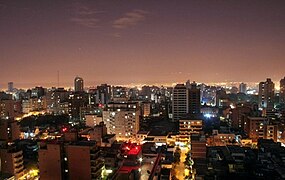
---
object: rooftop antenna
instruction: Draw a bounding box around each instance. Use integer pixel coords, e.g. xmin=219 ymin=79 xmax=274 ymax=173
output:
xmin=57 ymin=70 xmax=59 ymax=87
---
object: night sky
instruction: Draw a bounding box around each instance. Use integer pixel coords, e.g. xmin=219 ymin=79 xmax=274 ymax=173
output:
xmin=0 ymin=0 xmax=285 ymax=88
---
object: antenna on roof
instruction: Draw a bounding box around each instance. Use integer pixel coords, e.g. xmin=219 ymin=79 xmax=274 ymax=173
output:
xmin=57 ymin=70 xmax=60 ymax=87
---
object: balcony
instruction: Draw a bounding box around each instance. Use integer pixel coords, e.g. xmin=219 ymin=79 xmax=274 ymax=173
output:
xmin=91 ymin=154 xmax=101 ymax=161
xmin=91 ymin=163 xmax=104 ymax=175
xmin=91 ymin=170 xmax=102 ymax=180
xmin=15 ymin=164 xmax=24 ymax=174
xmin=91 ymin=158 xmax=104 ymax=166
xmin=13 ymin=155 xmax=23 ymax=163
xmin=12 ymin=150 xmax=22 ymax=157
xmin=14 ymin=158 xmax=23 ymax=166
xmin=90 ymin=149 xmax=100 ymax=155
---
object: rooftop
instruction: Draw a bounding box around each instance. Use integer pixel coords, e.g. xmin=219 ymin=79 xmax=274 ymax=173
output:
xmin=148 ymin=130 xmax=168 ymax=137
xmin=128 ymin=146 xmax=141 ymax=155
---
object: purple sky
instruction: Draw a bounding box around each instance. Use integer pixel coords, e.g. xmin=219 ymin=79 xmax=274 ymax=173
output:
xmin=0 ymin=0 xmax=285 ymax=88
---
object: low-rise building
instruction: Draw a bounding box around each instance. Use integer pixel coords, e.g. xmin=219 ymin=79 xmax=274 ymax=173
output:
xmin=179 ymin=119 xmax=203 ymax=143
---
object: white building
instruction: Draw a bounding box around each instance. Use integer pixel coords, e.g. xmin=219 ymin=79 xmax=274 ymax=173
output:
xmin=103 ymin=102 xmax=140 ymax=141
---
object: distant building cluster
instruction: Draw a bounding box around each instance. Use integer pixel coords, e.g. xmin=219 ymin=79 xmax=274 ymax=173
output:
xmin=1 ymin=76 xmax=285 ymax=179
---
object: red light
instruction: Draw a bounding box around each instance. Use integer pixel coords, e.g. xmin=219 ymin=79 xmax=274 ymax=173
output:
xmin=62 ymin=127 xmax=67 ymax=132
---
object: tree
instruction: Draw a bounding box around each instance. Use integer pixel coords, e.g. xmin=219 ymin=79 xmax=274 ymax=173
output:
xmin=173 ymin=148 xmax=181 ymax=164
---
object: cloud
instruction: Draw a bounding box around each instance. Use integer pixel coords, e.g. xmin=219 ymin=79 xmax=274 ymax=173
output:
xmin=70 ymin=17 xmax=99 ymax=28
xmin=113 ymin=9 xmax=148 ymax=29
xmin=112 ymin=32 xmax=122 ymax=38
xmin=70 ymin=3 xmax=103 ymax=28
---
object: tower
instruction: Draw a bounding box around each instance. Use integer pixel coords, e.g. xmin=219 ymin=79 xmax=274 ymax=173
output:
xmin=239 ymin=82 xmax=247 ymax=94
xmin=188 ymin=82 xmax=201 ymax=116
xmin=172 ymin=84 xmax=188 ymax=122
xmin=258 ymin=78 xmax=275 ymax=117
xmin=7 ymin=82 xmax=13 ymax=92
xmin=74 ymin=76 xmax=84 ymax=92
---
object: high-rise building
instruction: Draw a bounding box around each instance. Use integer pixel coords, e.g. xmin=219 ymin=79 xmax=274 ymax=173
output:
xmin=85 ymin=114 xmax=103 ymax=127
xmin=39 ymin=141 xmax=104 ymax=180
xmin=46 ymin=88 xmax=70 ymax=114
xmin=231 ymin=105 xmax=251 ymax=129
xmin=258 ymin=78 xmax=275 ymax=117
xmin=102 ymin=102 xmax=140 ymax=141
xmin=243 ymin=116 xmax=277 ymax=142
xmin=0 ymin=118 xmax=23 ymax=179
xmin=239 ymin=83 xmax=247 ymax=94
xmin=142 ymin=102 xmax=151 ymax=117
xmin=74 ymin=76 xmax=84 ymax=92
xmin=31 ymin=86 xmax=46 ymax=98
xmin=0 ymin=99 xmax=16 ymax=119
xmin=96 ymin=84 xmax=111 ymax=105
xmin=0 ymin=119 xmax=20 ymax=141
xmin=188 ymin=82 xmax=201 ymax=116
xmin=280 ymin=77 xmax=285 ymax=104
xmin=172 ymin=84 xmax=188 ymax=122
xmin=0 ymin=146 xmax=24 ymax=179
xmin=7 ymin=82 xmax=13 ymax=92
xmin=140 ymin=86 xmax=151 ymax=100
xmin=216 ymin=88 xmax=228 ymax=107
xmin=244 ymin=117 xmax=268 ymax=142
xmin=172 ymin=82 xmax=201 ymax=122
xmin=38 ymin=144 xmax=63 ymax=180
xmin=66 ymin=143 xmax=104 ymax=180
xmin=111 ymin=86 xmax=129 ymax=102
xmin=68 ymin=92 xmax=88 ymax=121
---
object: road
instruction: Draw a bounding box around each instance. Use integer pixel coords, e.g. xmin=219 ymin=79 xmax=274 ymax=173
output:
xmin=141 ymin=156 xmax=157 ymax=180
xmin=174 ymin=147 xmax=188 ymax=180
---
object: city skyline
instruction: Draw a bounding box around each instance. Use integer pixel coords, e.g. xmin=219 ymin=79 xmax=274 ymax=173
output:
xmin=1 ymin=1 xmax=285 ymax=87
xmin=0 ymin=78 xmax=283 ymax=91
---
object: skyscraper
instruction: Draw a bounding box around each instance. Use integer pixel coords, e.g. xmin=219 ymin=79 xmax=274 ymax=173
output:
xmin=7 ymin=82 xmax=13 ymax=92
xmin=239 ymin=83 xmax=247 ymax=94
xmin=280 ymin=77 xmax=285 ymax=104
xmin=259 ymin=78 xmax=275 ymax=109
xmin=188 ymin=82 xmax=201 ymax=116
xmin=172 ymin=84 xmax=188 ymax=122
xmin=258 ymin=78 xmax=275 ymax=117
xmin=74 ymin=76 xmax=84 ymax=92
xmin=96 ymin=84 xmax=111 ymax=105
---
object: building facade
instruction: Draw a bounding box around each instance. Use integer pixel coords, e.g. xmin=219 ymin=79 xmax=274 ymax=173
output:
xmin=74 ymin=76 xmax=84 ymax=92
xmin=258 ymin=78 xmax=275 ymax=117
xmin=103 ymin=102 xmax=140 ymax=141
xmin=172 ymin=84 xmax=188 ymax=122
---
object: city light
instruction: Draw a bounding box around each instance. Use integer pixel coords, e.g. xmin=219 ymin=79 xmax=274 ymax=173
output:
xmin=106 ymin=169 xmax=113 ymax=174
xmin=204 ymin=114 xmax=212 ymax=118
xmin=0 ymin=2 xmax=284 ymax=179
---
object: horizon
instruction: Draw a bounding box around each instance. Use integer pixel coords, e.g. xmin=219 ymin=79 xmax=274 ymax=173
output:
xmin=1 ymin=79 xmax=282 ymax=91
